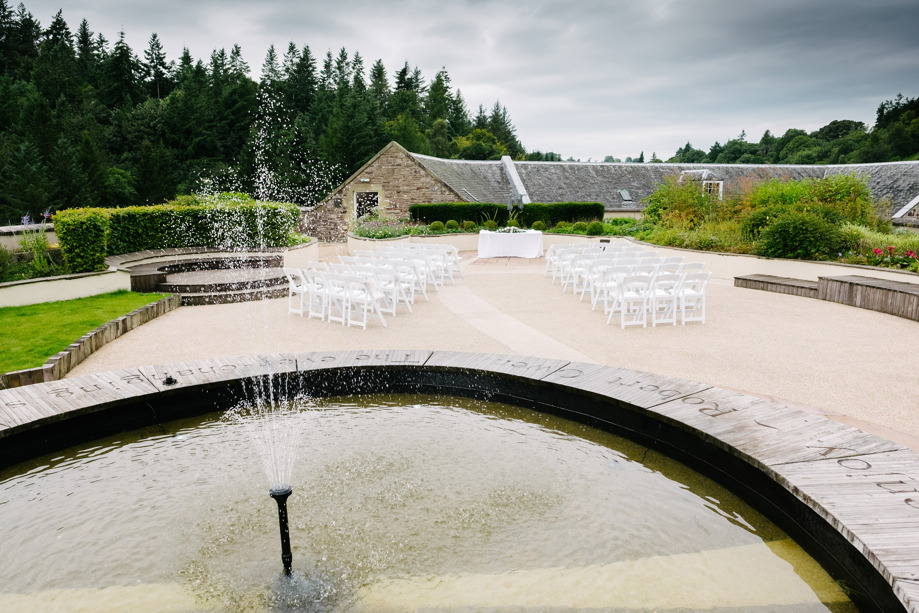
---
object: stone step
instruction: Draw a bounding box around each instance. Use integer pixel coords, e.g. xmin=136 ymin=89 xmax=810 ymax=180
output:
xmin=179 ymin=285 xmax=287 ymax=306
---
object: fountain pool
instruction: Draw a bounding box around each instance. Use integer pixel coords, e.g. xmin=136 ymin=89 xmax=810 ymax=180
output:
xmin=0 ymin=392 xmax=855 ymax=612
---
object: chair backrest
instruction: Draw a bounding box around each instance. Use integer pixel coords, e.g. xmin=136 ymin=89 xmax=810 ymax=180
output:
xmin=630 ymin=263 xmax=656 ymax=276
xmin=682 ymin=272 xmax=711 ymax=293
xmin=282 ymin=267 xmax=304 ymax=287
xmin=680 ymin=262 xmax=706 ymax=274
xmin=652 ymin=273 xmax=683 ymax=293
xmin=622 ymin=274 xmax=653 ymax=292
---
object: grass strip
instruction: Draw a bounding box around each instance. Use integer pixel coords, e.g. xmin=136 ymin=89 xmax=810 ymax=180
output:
xmin=0 ymin=290 xmax=169 ymax=373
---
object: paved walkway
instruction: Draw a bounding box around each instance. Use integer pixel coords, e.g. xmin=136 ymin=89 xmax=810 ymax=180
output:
xmin=67 ymin=240 xmax=919 ymax=448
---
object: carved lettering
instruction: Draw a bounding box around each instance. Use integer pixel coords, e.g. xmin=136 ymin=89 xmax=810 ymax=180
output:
xmin=554 ymin=369 xmax=582 ymax=379
xmin=681 ymin=396 xmax=706 ymax=405
xmin=640 ymin=384 xmax=659 ymax=392
xmin=390 ymin=353 xmax=421 ymax=364
xmin=320 ymin=355 xmax=337 ymax=362
xmin=47 ymin=388 xmax=73 ymax=398
xmin=838 ymin=458 xmax=872 ymax=470
xmin=5 ymin=401 xmax=27 ymax=408
xmin=120 ymin=374 xmax=146 ymax=384
xmin=906 ymin=498 xmax=919 ymax=511
xmin=177 ymin=369 xmax=194 ymax=376
xmin=878 ymin=480 xmax=919 ymax=494
xmin=355 ymin=354 xmax=372 ymax=361
xmin=754 ymin=419 xmax=780 ymax=430
xmin=699 ymin=403 xmax=735 ymax=418
xmin=657 ymin=389 xmax=681 ymax=399
xmin=808 ymin=445 xmax=858 ymax=459
xmin=79 ymin=384 xmax=103 ymax=393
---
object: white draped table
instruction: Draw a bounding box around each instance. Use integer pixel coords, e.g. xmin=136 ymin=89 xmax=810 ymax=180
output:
xmin=477 ymin=230 xmax=544 ymax=258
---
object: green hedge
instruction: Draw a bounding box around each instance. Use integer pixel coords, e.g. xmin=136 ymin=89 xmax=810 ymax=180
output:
xmin=408 ymin=202 xmax=605 ymax=227
xmin=106 ymin=196 xmax=299 ymax=255
xmin=53 ymin=208 xmax=110 ymax=273
xmin=55 ymin=194 xmax=300 ymax=272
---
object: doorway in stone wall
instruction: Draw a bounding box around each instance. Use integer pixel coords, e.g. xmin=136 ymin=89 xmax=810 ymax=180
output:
xmin=355 ymin=192 xmax=379 ymax=217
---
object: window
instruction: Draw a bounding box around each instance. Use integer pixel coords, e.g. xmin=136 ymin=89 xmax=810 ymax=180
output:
xmin=618 ymin=189 xmax=632 ymax=202
xmin=702 ymin=181 xmax=723 ymax=199
xmin=355 ymin=192 xmax=379 ymax=217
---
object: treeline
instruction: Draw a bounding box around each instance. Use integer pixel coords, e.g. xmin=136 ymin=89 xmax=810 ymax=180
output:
xmin=660 ymin=94 xmax=919 ymax=166
xmin=0 ymin=2 xmax=550 ymax=224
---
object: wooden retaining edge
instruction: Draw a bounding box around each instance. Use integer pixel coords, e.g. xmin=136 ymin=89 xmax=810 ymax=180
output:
xmin=819 ymin=275 xmax=919 ymax=322
xmin=734 ymin=274 xmax=819 ymax=298
xmin=0 ymin=295 xmax=180 ymax=389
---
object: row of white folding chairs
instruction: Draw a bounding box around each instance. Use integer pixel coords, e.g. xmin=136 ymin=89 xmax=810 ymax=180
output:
xmin=336 ymin=255 xmax=431 ymax=301
xmin=588 ymin=260 xmax=705 ymax=311
xmin=604 ymin=271 xmax=712 ymax=329
xmin=359 ymin=243 xmax=462 ymax=282
xmin=548 ymin=245 xmax=655 ymax=284
xmin=561 ymin=252 xmax=673 ymax=294
xmin=544 ymin=243 xmax=643 ymax=280
xmin=283 ymin=264 xmax=412 ymax=329
xmin=350 ymin=247 xmax=453 ymax=289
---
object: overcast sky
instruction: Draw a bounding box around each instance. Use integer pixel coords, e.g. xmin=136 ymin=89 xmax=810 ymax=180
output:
xmin=20 ymin=0 xmax=919 ymax=161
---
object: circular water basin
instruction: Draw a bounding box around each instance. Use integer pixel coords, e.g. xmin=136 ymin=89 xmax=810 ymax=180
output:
xmin=0 ymin=393 xmax=856 ymax=612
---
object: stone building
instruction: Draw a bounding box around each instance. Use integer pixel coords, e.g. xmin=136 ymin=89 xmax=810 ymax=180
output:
xmin=301 ymin=141 xmax=919 ymax=241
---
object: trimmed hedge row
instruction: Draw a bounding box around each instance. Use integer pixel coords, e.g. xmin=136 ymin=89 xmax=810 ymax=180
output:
xmin=54 ymin=194 xmax=300 ymax=273
xmin=54 ymin=208 xmax=109 ymax=273
xmin=408 ymin=202 xmax=605 ymax=227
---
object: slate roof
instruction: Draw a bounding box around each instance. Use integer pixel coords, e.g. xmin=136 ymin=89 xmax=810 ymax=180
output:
xmin=411 ymin=154 xmax=513 ymax=204
xmin=405 ymin=152 xmax=919 ymax=215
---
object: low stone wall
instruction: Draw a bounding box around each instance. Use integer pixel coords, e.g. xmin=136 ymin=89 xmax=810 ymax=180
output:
xmin=0 ymin=268 xmax=132 ymax=308
xmin=0 ymin=294 xmax=180 ymax=389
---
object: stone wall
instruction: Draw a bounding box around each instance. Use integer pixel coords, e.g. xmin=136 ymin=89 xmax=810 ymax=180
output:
xmin=310 ymin=144 xmax=464 ymax=241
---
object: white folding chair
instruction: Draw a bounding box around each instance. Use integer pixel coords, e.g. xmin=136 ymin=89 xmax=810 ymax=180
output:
xmin=680 ymin=272 xmax=711 ymax=325
xmin=608 ymin=274 xmax=652 ymax=328
xmin=345 ymin=276 xmax=387 ymax=329
xmin=594 ymin=265 xmax=631 ymax=312
xmin=282 ymin=268 xmax=308 ymax=317
xmin=650 ymin=273 xmax=683 ymax=327
xmin=324 ymin=273 xmax=349 ymax=325
xmin=302 ymin=269 xmax=329 ymax=321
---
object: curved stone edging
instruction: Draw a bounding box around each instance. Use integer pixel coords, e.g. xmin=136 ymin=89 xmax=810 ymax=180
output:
xmin=0 ymin=294 xmax=180 ymax=389
xmin=0 ymin=350 xmax=917 ymax=612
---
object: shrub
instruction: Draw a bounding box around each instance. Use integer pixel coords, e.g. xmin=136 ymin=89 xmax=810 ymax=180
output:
xmin=740 ymin=205 xmax=790 ymax=240
xmin=352 ymin=216 xmax=411 ymax=239
xmin=641 ymin=176 xmax=716 ymax=228
xmin=463 ymin=220 xmax=477 ymax=232
xmin=756 ymin=212 xmax=845 ymax=260
xmin=483 ymin=220 xmax=498 ymax=231
xmin=531 ymin=220 xmax=547 ymax=231
xmin=429 ymin=221 xmax=445 ymax=233
xmin=54 ymin=208 xmax=110 ymax=273
xmin=554 ymin=221 xmax=571 ymax=231
xmin=506 ymin=218 xmax=520 ymax=228
xmin=586 ymin=220 xmax=604 ymax=235
xmin=572 ymin=221 xmax=588 ymax=233
xmin=445 ymin=220 xmax=459 ymax=231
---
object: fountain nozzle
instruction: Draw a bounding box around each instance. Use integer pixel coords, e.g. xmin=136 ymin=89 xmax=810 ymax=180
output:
xmin=269 ymin=485 xmax=293 ymax=575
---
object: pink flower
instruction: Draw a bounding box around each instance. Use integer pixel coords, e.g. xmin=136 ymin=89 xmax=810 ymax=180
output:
xmin=907 ymin=250 xmax=917 ymax=259
xmin=888 ymin=245 xmax=896 ymax=255
xmin=873 ymin=248 xmax=883 ymax=256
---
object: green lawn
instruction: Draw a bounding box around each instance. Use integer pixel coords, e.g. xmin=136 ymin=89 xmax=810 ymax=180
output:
xmin=0 ymin=290 xmax=169 ymax=373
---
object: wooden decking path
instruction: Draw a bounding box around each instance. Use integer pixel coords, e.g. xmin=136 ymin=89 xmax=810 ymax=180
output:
xmin=735 ymin=273 xmax=919 ymax=322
